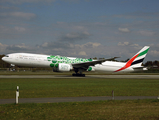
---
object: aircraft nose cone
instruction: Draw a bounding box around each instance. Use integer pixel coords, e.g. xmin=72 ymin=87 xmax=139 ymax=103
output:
xmin=2 ymin=57 xmax=6 ymax=61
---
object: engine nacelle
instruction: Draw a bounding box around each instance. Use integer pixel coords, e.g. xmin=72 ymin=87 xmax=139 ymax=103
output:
xmin=87 ymin=66 xmax=95 ymax=71
xmin=53 ymin=63 xmax=71 ymax=72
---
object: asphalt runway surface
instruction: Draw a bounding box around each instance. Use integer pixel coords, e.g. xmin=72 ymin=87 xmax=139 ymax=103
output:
xmin=1 ymin=74 xmax=159 ymax=79
xmin=0 ymin=74 xmax=159 ymax=104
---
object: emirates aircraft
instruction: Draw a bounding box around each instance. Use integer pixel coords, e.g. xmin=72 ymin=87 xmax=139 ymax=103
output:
xmin=2 ymin=46 xmax=149 ymax=76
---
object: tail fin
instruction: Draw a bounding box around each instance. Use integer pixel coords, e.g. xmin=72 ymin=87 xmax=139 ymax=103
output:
xmin=115 ymin=46 xmax=150 ymax=72
xmin=129 ymin=46 xmax=150 ymax=67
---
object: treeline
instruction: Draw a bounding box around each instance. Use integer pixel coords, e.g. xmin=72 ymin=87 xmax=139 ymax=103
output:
xmin=144 ymin=61 xmax=159 ymax=68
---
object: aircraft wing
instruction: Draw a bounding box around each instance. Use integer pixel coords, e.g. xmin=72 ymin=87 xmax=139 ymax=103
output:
xmin=72 ymin=57 xmax=118 ymax=70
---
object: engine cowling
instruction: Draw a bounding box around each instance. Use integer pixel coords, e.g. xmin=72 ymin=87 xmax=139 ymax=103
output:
xmin=53 ymin=63 xmax=72 ymax=72
xmin=87 ymin=66 xmax=95 ymax=71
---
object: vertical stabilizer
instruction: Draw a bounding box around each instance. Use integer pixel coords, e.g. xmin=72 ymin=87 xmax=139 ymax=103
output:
xmin=130 ymin=46 xmax=150 ymax=67
xmin=115 ymin=46 xmax=150 ymax=72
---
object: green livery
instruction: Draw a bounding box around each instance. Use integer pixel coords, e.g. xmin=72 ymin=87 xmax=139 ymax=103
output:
xmin=47 ymin=55 xmax=93 ymax=68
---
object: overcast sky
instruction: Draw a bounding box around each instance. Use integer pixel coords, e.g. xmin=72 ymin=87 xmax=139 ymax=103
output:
xmin=0 ymin=0 xmax=159 ymax=62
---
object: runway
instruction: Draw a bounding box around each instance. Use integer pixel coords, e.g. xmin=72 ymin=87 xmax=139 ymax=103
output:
xmin=0 ymin=75 xmax=159 ymax=79
xmin=0 ymin=96 xmax=158 ymax=104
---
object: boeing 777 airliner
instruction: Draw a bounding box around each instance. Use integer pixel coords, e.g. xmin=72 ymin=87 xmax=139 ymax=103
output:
xmin=2 ymin=46 xmax=150 ymax=76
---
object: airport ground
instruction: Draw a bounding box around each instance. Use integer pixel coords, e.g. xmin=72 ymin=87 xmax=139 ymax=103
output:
xmin=0 ymin=71 xmax=159 ymax=119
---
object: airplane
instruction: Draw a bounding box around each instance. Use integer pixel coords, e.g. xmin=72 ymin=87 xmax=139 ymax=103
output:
xmin=88 ymin=46 xmax=150 ymax=73
xmin=2 ymin=46 xmax=149 ymax=76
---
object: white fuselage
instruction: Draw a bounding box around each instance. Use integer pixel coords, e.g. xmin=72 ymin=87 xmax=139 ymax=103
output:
xmin=2 ymin=53 xmax=139 ymax=73
xmin=2 ymin=53 xmax=51 ymax=67
xmin=92 ymin=61 xmax=134 ymax=73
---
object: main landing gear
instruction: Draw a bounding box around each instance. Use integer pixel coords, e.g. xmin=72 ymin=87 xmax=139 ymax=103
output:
xmin=72 ymin=69 xmax=85 ymax=77
xmin=72 ymin=73 xmax=85 ymax=77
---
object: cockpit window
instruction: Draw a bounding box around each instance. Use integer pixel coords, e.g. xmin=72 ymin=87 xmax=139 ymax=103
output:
xmin=5 ymin=55 xmax=9 ymax=57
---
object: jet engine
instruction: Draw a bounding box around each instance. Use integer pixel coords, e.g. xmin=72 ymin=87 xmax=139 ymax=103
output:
xmin=53 ymin=63 xmax=72 ymax=72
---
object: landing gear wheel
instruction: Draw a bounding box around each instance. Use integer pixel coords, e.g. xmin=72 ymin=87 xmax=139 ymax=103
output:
xmin=72 ymin=73 xmax=76 ymax=76
xmin=72 ymin=73 xmax=85 ymax=77
xmin=82 ymin=74 xmax=85 ymax=77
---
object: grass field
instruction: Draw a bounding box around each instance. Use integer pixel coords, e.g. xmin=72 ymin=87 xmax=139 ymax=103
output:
xmin=0 ymin=100 xmax=159 ymax=120
xmin=0 ymin=78 xmax=159 ymax=99
xmin=0 ymin=74 xmax=159 ymax=120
